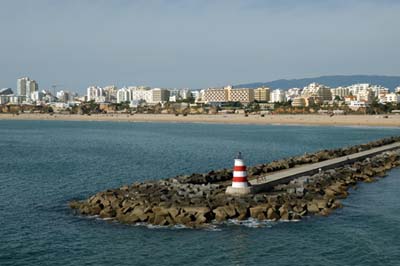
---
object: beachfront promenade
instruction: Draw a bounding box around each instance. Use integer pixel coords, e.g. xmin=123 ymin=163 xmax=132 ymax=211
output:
xmin=250 ymin=141 xmax=400 ymax=193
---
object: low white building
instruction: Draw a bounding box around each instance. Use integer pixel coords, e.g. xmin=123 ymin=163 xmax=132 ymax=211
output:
xmin=0 ymin=95 xmax=10 ymax=104
xmin=56 ymin=90 xmax=74 ymax=103
xmin=31 ymin=91 xmax=45 ymax=102
xmin=384 ymin=93 xmax=400 ymax=103
xmin=349 ymin=101 xmax=368 ymax=110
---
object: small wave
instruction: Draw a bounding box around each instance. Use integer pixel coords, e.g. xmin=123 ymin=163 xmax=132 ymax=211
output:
xmin=225 ymin=218 xmax=274 ymax=228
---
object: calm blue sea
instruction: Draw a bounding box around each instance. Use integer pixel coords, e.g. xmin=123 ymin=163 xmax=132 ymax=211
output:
xmin=0 ymin=120 xmax=400 ymax=266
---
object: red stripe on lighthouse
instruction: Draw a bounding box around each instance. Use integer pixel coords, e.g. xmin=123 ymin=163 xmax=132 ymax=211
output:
xmin=233 ymin=166 xmax=246 ymax=171
xmin=232 ymin=177 xmax=247 ymax=182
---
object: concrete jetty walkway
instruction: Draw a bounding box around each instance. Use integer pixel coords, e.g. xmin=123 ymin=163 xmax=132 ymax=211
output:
xmin=249 ymin=141 xmax=400 ymax=193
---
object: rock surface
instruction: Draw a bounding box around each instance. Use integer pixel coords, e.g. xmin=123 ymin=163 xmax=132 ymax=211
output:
xmin=69 ymin=137 xmax=400 ymax=228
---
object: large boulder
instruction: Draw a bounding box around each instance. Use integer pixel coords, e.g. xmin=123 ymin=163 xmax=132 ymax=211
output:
xmin=213 ymin=207 xmax=228 ymax=222
xmin=99 ymin=206 xmax=116 ymax=218
xmin=249 ymin=205 xmax=268 ymax=219
xmin=307 ymin=202 xmax=319 ymax=213
xmin=266 ymin=208 xmax=280 ymax=220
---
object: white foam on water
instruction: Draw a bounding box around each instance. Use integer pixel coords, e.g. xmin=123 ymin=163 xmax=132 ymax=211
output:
xmin=85 ymin=215 xmax=99 ymax=219
xmin=225 ymin=218 xmax=274 ymax=228
xmin=203 ymin=225 xmax=222 ymax=232
xmin=80 ymin=214 xmax=302 ymax=230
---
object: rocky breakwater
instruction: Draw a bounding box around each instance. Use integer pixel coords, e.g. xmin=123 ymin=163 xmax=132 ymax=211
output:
xmin=70 ymin=137 xmax=400 ymax=228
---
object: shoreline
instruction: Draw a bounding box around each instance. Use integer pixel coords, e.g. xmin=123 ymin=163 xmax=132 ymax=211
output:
xmin=0 ymin=113 xmax=400 ymax=127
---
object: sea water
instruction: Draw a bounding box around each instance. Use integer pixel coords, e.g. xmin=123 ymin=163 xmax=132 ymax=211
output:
xmin=0 ymin=120 xmax=399 ymax=266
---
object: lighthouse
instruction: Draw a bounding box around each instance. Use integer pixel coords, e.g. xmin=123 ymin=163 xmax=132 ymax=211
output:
xmin=226 ymin=152 xmax=253 ymax=195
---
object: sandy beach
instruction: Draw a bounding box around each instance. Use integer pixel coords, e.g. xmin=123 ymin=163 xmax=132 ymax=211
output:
xmin=1 ymin=113 xmax=400 ymax=127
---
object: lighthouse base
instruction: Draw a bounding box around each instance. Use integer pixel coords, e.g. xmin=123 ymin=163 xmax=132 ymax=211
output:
xmin=225 ymin=186 xmax=253 ymax=195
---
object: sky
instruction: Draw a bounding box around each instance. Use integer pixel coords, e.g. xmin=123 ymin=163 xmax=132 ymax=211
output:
xmin=0 ymin=0 xmax=399 ymax=93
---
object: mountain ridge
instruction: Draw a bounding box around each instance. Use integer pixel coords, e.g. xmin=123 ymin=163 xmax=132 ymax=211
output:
xmin=235 ymin=75 xmax=400 ymax=90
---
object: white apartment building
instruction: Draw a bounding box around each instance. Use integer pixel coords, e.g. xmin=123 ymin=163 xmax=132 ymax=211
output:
xmin=331 ymin=87 xmax=350 ymax=99
xmin=370 ymin=85 xmax=389 ymax=100
xmin=87 ymin=86 xmax=105 ymax=102
xmin=192 ymin=90 xmax=202 ymax=103
xmin=103 ymin=85 xmax=118 ymax=103
xmin=0 ymin=95 xmax=10 ymax=104
xmin=169 ymin=88 xmax=191 ymax=101
xmin=56 ymin=90 xmax=73 ymax=103
xmin=356 ymin=89 xmax=374 ymax=103
xmin=349 ymin=100 xmax=368 ymax=110
xmin=150 ymin=88 xmax=170 ymax=103
xmin=116 ymin=87 xmax=131 ymax=103
xmin=347 ymin=83 xmax=370 ymax=95
xmin=116 ymin=87 xmax=170 ymax=104
xmin=270 ymin=89 xmax=286 ymax=103
xmin=31 ymin=91 xmax=45 ymax=102
xmin=384 ymin=93 xmax=400 ymax=103
xmin=129 ymin=87 xmax=152 ymax=103
xmin=301 ymin=83 xmax=332 ymax=101
xmin=180 ymin=89 xmax=192 ymax=100
xmin=17 ymin=77 xmax=38 ymax=99
xmin=8 ymin=96 xmax=26 ymax=104
xmin=345 ymin=83 xmax=378 ymax=104
xmin=286 ymin=88 xmax=302 ymax=101
xmin=291 ymin=97 xmax=306 ymax=107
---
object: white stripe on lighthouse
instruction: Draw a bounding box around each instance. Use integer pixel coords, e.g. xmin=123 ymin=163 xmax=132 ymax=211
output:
xmin=232 ymin=182 xmax=248 ymax=188
xmin=233 ymin=171 xmax=247 ymax=177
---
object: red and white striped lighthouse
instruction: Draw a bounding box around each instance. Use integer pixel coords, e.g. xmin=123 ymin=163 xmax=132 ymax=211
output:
xmin=226 ymin=152 xmax=252 ymax=195
xmin=232 ymin=152 xmax=249 ymax=188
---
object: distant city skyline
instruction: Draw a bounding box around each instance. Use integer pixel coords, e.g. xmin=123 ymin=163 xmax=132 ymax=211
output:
xmin=1 ymin=1 xmax=400 ymax=93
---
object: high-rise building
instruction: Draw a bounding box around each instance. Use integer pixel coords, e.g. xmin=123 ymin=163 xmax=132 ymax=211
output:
xmin=270 ymin=89 xmax=286 ymax=103
xmin=17 ymin=77 xmax=38 ymax=99
xmin=116 ymin=87 xmax=131 ymax=103
xmin=103 ymin=85 xmax=118 ymax=103
xmin=254 ymin=87 xmax=270 ymax=102
xmin=346 ymin=84 xmax=377 ymax=104
xmin=301 ymin=83 xmax=332 ymax=101
xmin=87 ymin=86 xmax=105 ymax=102
xmin=17 ymin=77 xmax=28 ymax=96
xmin=331 ymin=87 xmax=350 ymax=99
xmin=150 ymin=88 xmax=170 ymax=103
